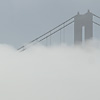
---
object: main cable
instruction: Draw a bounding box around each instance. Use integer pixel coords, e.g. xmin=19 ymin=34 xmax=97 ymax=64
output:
xmin=19 ymin=21 xmax=74 ymax=52
xmin=18 ymin=15 xmax=76 ymax=50
xmin=92 ymin=13 xmax=100 ymax=19
xmin=93 ymin=21 xmax=100 ymax=26
xmin=31 ymin=21 xmax=74 ymax=45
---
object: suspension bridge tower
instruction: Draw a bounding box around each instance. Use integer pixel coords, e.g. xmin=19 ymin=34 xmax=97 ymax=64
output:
xmin=74 ymin=10 xmax=93 ymax=44
xmin=18 ymin=10 xmax=100 ymax=51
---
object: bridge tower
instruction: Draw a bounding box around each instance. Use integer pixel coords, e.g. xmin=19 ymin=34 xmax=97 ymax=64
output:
xmin=74 ymin=10 xmax=93 ymax=44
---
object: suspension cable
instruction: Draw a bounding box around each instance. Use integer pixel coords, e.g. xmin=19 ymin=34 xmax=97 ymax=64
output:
xmin=92 ymin=13 xmax=100 ymax=19
xmin=35 ymin=21 xmax=74 ymax=45
xmin=93 ymin=21 xmax=100 ymax=26
xmin=18 ymin=15 xmax=76 ymax=50
xmin=19 ymin=21 xmax=74 ymax=52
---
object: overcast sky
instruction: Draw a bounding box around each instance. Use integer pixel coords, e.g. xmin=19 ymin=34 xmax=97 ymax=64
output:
xmin=0 ymin=0 xmax=100 ymax=48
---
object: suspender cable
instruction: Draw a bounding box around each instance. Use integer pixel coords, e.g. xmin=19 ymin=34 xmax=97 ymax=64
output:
xmin=50 ymin=32 xmax=51 ymax=46
xmin=18 ymin=21 xmax=74 ymax=52
xmin=18 ymin=15 xmax=76 ymax=50
xmin=60 ymin=29 xmax=61 ymax=44
xmin=63 ymin=23 xmax=65 ymax=43
xmin=35 ymin=21 xmax=74 ymax=45
xmin=29 ymin=15 xmax=76 ymax=43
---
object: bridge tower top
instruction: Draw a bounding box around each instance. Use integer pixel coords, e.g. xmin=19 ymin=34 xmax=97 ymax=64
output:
xmin=74 ymin=10 xmax=93 ymax=44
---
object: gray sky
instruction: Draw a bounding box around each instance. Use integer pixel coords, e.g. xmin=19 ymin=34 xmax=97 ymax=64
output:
xmin=0 ymin=0 xmax=100 ymax=48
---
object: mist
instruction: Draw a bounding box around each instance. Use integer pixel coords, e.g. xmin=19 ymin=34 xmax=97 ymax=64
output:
xmin=0 ymin=40 xmax=100 ymax=100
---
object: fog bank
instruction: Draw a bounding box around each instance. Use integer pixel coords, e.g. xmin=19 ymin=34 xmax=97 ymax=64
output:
xmin=0 ymin=41 xmax=100 ymax=100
